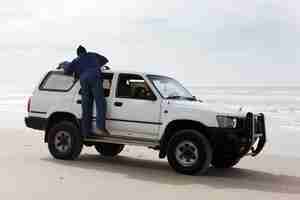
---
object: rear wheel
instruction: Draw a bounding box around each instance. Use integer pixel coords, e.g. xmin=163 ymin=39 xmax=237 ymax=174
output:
xmin=167 ymin=129 xmax=212 ymax=175
xmin=95 ymin=143 xmax=124 ymax=157
xmin=48 ymin=121 xmax=83 ymax=160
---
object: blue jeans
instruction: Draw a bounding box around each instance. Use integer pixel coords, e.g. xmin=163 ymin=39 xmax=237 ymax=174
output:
xmin=80 ymin=77 xmax=106 ymax=136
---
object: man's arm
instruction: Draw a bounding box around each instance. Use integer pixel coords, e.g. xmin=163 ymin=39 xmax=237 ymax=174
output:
xmin=95 ymin=53 xmax=109 ymax=67
xmin=63 ymin=58 xmax=79 ymax=74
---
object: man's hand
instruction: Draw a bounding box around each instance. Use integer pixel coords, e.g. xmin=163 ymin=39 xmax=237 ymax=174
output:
xmin=57 ymin=61 xmax=70 ymax=70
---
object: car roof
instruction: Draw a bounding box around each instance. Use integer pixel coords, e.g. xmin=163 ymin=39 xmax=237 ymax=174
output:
xmin=52 ymin=68 xmax=166 ymax=77
xmin=103 ymin=69 xmax=146 ymax=75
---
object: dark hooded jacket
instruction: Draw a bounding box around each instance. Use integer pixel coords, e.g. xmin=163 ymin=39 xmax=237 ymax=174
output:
xmin=64 ymin=52 xmax=108 ymax=81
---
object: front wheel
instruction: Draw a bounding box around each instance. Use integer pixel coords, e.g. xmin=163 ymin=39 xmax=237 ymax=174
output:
xmin=167 ymin=129 xmax=212 ymax=175
xmin=48 ymin=121 xmax=83 ymax=160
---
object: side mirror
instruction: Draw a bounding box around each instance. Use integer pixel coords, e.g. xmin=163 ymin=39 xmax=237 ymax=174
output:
xmin=147 ymin=94 xmax=157 ymax=101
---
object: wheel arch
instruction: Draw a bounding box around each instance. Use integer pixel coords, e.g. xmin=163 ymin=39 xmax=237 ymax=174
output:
xmin=45 ymin=112 xmax=80 ymax=143
xmin=159 ymin=119 xmax=211 ymax=158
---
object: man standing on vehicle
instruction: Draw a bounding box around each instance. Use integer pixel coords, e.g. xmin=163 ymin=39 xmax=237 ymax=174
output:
xmin=63 ymin=45 xmax=109 ymax=137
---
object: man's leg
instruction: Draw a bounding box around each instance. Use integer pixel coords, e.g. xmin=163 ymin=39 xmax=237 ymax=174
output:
xmin=91 ymin=78 xmax=106 ymax=131
xmin=80 ymin=79 xmax=94 ymax=137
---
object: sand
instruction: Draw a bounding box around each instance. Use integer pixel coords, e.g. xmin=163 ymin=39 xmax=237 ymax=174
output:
xmin=0 ymin=128 xmax=300 ymax=200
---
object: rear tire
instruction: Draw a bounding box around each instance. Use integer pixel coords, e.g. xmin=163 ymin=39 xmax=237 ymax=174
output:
xmin=95 ymin=143 xmax=124 ymax=157
xmin=48 ymin=121 xmax=83 ymax=160
xmin=167 ymin=129 xmax=212 ymax=175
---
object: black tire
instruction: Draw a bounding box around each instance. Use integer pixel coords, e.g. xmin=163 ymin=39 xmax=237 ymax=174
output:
xmin=211 ymin=156 xmax=241 ymax=169
xmin=48 ymin=121 xmax=83 ymax=160
xmin=167 ymin=129 xmax=212 ymax=175
xmin=94 ymin=143 xmax=124 ymax=157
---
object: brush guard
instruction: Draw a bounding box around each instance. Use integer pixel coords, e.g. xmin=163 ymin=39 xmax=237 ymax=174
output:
xmin=243 ymin=112 xmax=267 ymax=157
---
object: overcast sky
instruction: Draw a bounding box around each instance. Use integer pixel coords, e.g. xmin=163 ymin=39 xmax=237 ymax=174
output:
xmin=1 ymin=0 xmax=300 ymax=87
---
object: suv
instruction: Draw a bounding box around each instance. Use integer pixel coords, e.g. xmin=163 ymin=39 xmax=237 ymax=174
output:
xmin=25 ymin=69 xmax=266 ymax=175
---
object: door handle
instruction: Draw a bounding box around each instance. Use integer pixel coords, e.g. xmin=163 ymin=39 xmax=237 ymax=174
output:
xmin=114 ymin=102 xmax=123 ymax=107
xmin=77 ymin=100 xmax=82 ymax=104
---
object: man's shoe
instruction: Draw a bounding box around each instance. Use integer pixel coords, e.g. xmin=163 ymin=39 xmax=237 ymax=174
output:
xmin=94 ymin=128 xmax=110 ymax=136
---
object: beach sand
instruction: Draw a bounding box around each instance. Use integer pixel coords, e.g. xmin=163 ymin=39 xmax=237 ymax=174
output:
xmin=0 ymin=128 xmax=300 ymax=200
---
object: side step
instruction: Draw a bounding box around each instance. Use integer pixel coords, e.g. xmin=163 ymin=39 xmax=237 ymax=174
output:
xmin=83 ymin=135 xmax=159 ymax=147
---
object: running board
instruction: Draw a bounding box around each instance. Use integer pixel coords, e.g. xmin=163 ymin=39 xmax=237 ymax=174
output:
xmin=83 ymin=135 xmax=159 ymax=147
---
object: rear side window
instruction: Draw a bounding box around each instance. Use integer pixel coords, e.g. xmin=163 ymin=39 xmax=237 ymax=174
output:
xmin=39 ymin=72 xmax=76 ymax=92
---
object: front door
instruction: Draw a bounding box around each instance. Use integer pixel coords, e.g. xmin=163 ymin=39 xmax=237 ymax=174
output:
xmin=107 ymin=73 xmax=161 ymax=140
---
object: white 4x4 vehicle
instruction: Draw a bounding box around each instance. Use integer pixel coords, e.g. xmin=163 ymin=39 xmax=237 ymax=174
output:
xmin=25 ymin=69 xmax=266 ymax=175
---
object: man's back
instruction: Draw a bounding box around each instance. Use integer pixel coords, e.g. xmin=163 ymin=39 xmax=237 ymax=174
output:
xmin=69 ymin=52 xmax=108 ymax=80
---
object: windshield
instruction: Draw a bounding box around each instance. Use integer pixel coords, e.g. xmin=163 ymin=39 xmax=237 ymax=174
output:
xmin=147 ymin=75 xmax=194 ymax=100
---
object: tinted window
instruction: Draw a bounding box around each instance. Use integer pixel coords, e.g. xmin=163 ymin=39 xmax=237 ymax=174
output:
xmin=116 ymin=74 xmax=156 ymax=100
xmin=40 ymin=72 xmax=75 ymax=91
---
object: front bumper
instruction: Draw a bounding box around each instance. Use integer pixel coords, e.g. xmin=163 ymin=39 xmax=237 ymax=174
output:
xmin=207 ymin=112 xmax=267 ymax=157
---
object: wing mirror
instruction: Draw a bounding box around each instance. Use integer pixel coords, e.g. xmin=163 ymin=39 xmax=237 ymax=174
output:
xmin=147 ymin=94 xmax=157 ymax=101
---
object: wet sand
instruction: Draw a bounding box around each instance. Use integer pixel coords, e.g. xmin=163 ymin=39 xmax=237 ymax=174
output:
xmin=0 ymin=128 xmax=300 ymax=200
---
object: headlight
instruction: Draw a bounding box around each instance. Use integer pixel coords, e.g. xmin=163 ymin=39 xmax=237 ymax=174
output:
xmin=216 ymin=116 xmax=237 ymax=128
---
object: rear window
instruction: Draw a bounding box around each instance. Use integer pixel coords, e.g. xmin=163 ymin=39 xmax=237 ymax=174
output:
xmin=39 ymin=71 xmax=76 ymax=92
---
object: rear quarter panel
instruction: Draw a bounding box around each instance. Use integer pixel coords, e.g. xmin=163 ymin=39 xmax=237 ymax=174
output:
xmin=29 ymin=79 xmax=79 ymax=119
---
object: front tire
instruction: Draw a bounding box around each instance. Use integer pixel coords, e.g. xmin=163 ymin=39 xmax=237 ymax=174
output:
xmin=48 ymin=121 xmax=83 ymax=160
xmin=167 ymin=129 xmax=212 ymax=175
xmin=95 ymin=143 xmax=124 ymax=157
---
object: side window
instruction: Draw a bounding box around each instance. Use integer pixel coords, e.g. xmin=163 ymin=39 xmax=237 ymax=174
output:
xmin=103 ymin=73 xmax=113 ymax=97
xmin=40 ymin=72 xmax=75 ymax=91
xmin=116 ymin=74 xmax=156 ymax=100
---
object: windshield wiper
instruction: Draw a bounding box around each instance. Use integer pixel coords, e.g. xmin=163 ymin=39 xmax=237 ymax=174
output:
xmin=166 ymin=95 xmax=182 ymax=99
xmin=166 ymin=96 xmax=197 ymax=101
xmin=185 ymin=97 xmax=198 ymax=101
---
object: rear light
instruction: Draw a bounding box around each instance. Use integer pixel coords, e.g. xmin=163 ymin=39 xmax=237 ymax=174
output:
xmin=27 ymin=97 xmax=32 ymax=112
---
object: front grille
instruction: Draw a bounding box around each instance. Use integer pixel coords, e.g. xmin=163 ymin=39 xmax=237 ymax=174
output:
xmin=235 ymin=118 xmax=246 ymax=129
xmin=238 ymin=115 xmax=264 ymax=133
